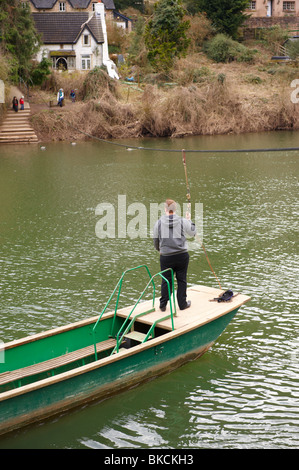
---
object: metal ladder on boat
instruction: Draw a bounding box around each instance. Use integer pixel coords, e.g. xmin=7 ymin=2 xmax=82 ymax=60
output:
xmin=92 ymin=265 xmax=176 ymax=359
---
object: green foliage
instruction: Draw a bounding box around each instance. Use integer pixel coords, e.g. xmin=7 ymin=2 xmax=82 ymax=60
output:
xmin=244 ymin=74 xmax=263 ymax=84
xmin=0 ymin=53 xmax=9 ymax=83
xmin=30 ymin=57 xmax=52 ymax=86
xmin=188 ymin=0 xmax=249 ymax=39
xmin=0 ymin=0 xmax=41 ymax=82
xmin=217 ymin=73 xmax=226 ymax=84
xmin=285 ymin=39 xmax=299 ymax=60
xmin=127 ymin=16 xmax=147 ymax=66
xmin=258 ymin=26 xmax=289 ymax=53
xmin=192 ymin=66 xmax=214 ymax=83
xmin=204 ymin=34 xmax=256 ymax=63
xmin=144 ymin=0 xmax=190 ymax=72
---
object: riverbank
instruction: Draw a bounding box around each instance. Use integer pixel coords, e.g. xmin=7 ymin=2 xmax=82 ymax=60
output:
xmin=28 ymin=53 xmax=299 ymax=142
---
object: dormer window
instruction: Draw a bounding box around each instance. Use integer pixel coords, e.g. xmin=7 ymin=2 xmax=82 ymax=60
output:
xmin=59 ymin=2 xmax=66 ymax=11
xmin=83 ymin=34 xmax=90 ymax=46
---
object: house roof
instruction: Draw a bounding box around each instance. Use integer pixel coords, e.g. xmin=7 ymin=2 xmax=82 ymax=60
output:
xmin=30 ymin=0 xmax=116 ymax=10
xmin=102 ymin=0 xmax=115 ymax=9
xmin=67 ymin=0 xmax=91 ymax=8
xmin=32 ymin=12 xmax=104 ymax=44
xmin=30 ymin=0 xmax=58 ymax=8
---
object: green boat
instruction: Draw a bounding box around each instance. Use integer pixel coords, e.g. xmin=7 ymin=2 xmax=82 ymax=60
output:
xmin=0 ymin=265 xmax=250 ymax=436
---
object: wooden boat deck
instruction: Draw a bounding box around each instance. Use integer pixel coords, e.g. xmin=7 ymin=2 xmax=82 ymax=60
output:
xmin=0 ymin=339 xmax=117 ymax=387
xmin=0 ymin=285 xmax=250 ymax=389
xmin=117 ymin=284 xmax=250 ymax=331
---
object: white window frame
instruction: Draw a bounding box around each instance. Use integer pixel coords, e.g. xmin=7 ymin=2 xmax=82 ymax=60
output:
xmin=83 ymin=34 xmax=91 ymax=46
xmin=81 ymin=55 xmax=91 ymax=70
xmin=68 ymin=57 xmax=76 ymax=70
xmin=248 ymin=1 xmax=256 ymax=10
xmin=59 ymin=2 xmax=66 ymax=11
xmin=283 ymin=1 xmax=295 ymax=11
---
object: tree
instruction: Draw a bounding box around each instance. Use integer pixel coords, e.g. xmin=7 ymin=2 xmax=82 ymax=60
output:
xmin=30 ymin=56 xmax=52 ymax=86
xmin=127 ymin=16 xmax=147 ymax=66
xmin=0 ymin=0 xmax=41 ymax=82
xmin=144 ymin=0 xmax=190 ymax=72
xmin=187 ymin=0 xmax=249 ymax=39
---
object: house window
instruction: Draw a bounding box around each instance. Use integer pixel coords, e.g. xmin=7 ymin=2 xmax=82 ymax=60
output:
xmin=51 ymin=54 xmax=76 ymax=70
xmin=248 ymin=1 xmax=256 ymax=9
xmin=83 ymin=34 xmax=90 ymax=46
xmin=68 ymin=57 xmax=76 ymax=69
xmin=283 ymin=1 xmax=295 ymax=10
xmin=59 ymin=2 xmax=66 ymax=11
xmin=81 ymin=55 xmax=91 ymax=70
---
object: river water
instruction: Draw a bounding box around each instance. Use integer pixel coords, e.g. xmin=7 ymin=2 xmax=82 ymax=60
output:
xmin=0 ymin=131 xmax=298 ymax=449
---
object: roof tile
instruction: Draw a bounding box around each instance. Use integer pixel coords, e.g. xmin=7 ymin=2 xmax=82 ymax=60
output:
xmin=32 ymin=12 xmax=104 ymax=44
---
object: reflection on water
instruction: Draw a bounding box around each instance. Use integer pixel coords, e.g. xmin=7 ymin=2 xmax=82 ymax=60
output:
xmin=0 ymin=131 xmax=298 ymax=448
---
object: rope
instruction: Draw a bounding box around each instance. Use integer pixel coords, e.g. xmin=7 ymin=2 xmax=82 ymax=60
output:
xmin=58 ymin=118 xmax=299 ymax=154
xmin=58 ymin=117 xmax=299 ymax=290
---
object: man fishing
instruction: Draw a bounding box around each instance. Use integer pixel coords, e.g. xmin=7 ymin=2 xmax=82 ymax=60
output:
xmin=153 ymin=199 xmax=196 ymax=312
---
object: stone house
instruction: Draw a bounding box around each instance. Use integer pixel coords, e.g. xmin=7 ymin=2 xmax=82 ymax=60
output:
xmin=23 ymin=0 xmax=132 ymax=30
xmin=246 ymin=0 xmax=299 ymax=17
xmin=31 ymin=2 xmax=119 ymax=78
xmin=244 ymin=0 xmax=299 ymax=35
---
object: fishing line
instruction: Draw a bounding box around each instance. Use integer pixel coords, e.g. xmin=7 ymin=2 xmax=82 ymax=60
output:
xmin=182 ymin=150 xmax=222 ymax=290
xmin=56 ymin=117 xmax=298 ymax=294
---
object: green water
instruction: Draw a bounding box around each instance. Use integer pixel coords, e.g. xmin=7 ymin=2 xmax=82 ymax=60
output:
xmin=0 ymin=131 xmax=298 ymax=448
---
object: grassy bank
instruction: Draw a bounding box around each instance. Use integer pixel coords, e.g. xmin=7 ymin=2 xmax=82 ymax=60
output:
xmin=28 ymin=51 xmax=299 ymax=142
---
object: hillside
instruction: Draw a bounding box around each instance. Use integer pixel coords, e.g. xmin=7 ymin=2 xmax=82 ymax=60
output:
xmin=26 ymin=48 xmax=299 ymax=142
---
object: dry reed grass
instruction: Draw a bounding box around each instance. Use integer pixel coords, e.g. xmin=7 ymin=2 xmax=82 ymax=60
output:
xmin=31 ymin=69 xmax=299 ymax=142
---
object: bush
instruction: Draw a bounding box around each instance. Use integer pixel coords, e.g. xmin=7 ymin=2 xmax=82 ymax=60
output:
xmin=259 ymin=26 xmax=289 ymax=53
xmin=286 ymin=39 xmax=299 ymax=60
xmin=82 ymin=67 xmax=119 ymax=100
xmin=204 ymin=34 xmax=256 ymax=63
xmin=30 ymin=57 xmax=51 ymax=86
xmin=186 ymin=13 xmax=215 ymax=52
xmin=245 ymin=74 xmax=263 ymax=84
xmin=192 ymin=66 xmax=214 ymax=83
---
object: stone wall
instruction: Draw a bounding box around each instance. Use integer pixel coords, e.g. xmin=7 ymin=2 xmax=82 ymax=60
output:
xmin=243 ymin=16 xmax=299 ymax=38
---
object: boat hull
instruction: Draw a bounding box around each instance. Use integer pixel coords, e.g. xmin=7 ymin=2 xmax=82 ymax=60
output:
xmin=0 ymin=307 xmax=238 ymax=435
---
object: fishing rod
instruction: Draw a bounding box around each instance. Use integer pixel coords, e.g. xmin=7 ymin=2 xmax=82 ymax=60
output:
xmin=182 ymin=149 xmax=223 ymax=291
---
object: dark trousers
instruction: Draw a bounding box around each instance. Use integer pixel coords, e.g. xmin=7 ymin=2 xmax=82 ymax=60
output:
xmin=159 ymin=252 xmax=189 ymax=310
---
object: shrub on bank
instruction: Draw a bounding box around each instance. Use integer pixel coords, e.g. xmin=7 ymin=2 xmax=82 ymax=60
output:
xmin=204 ymin=34 xmax=256 ymax=63
xmin=82 ymin=67 xmax=119 ymax=100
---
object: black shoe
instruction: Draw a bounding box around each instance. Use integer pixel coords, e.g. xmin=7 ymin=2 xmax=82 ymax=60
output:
xmin=160 ymin=305 xmax=166 ymax=312
xmin=180 ymin=300 xmax=191 ymax=310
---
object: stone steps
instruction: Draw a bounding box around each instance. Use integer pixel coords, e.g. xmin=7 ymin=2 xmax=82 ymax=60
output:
xmin=0 ymin=104 xmax=39 ymax=144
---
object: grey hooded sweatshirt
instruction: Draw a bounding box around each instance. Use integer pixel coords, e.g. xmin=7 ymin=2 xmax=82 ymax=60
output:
xmin=153 ymin=214 xmax=196 ymax=256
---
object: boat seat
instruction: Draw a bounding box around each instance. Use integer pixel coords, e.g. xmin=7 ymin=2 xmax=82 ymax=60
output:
xmin=0 ymin=338 xmax=117 ymax=387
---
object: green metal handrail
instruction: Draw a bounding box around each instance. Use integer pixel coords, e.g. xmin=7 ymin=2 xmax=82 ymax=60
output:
xmin=112 ymin=268 xmax=176 ymax=354
xmin=92 ymin=265 xmax=155 ymax=360
xmin=92 ymin=265 xmax=176 ymax=359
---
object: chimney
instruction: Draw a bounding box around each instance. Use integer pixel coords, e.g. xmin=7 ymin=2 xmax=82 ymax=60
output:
xmin=94 ymin=1 xmax=119 ymax=79
xmin=94 ymin=1 xmax=103 ymax=18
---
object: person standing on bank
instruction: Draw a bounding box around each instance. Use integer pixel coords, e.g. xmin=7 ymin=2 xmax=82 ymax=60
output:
xmin=153 ymin=199 xmax=196 ymax=312
xmin=12 ymin=96 xmax=18 ymax=112
xmin=57 ymin=88 xmax=64 ymax=107
xmin=20 ymin=96 xmax=24 ymax=110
